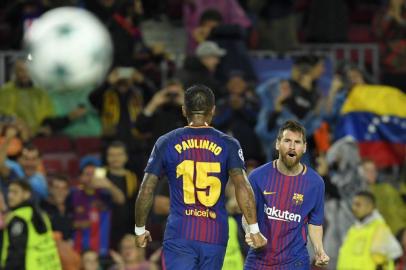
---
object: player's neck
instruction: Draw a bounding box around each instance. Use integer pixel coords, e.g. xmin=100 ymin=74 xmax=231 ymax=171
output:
xmin=188 ymin=116 xmax=210 ymax=127
xmin=188 ymin=121 xmax=209 ymax=127
xmin=276 ymin=159 xmax=303 ymax=176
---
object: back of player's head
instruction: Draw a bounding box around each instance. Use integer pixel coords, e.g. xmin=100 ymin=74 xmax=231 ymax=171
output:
xmin=184 ymin=84 xmax=215 ymax=116
xmin=355 ymin=190 xmax=376 ymax=207
xmin=277 ymin=120 xmax=306 ymax=143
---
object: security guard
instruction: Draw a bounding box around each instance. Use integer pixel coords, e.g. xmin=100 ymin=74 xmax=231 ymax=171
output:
xmin=337 ymin=191 xmax=402 ymax=270
xmin=1 ymin=180 xmax=61 ymax=270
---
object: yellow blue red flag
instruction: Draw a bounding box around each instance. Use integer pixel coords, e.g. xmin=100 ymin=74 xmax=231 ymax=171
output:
xmin=338 ymin=84 xmax=406 ymax=167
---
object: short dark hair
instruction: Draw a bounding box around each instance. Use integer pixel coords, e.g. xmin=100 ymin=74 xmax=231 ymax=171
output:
xmin=21 ymin=142 xmax=40 ymax=157
xmin=184 ymin=84 xmax=215 ymax=116
xmin=355 ymin=190 xmax=376 ymax=207
xmin=199 ymin=9 xmax=223 ymax=25
xmin=277 ymin=120 xmax=306 ymax=142
xmin=10 ymin=180 xmax=32 ymax=193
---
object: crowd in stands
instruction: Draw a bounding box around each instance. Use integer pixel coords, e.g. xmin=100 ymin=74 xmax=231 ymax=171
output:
xmin=0 ymin=0 xmax=405 ymax=269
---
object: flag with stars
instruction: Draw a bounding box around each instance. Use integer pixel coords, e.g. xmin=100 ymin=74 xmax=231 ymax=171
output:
xmin=336 ymin=84 xmax=406 ymax=168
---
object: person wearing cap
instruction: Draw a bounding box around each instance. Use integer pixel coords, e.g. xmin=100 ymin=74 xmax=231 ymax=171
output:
xmin=177 ymin=41 xmax=226 ymax=98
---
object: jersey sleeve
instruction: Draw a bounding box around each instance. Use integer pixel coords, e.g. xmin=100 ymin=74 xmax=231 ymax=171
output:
xmin=144 ymin=136 xmax=166 ymax=176
xmin=226 ymin=137 xmax=245 ymax=170
xmin=308 ymin=176 xmax=325 ymax=225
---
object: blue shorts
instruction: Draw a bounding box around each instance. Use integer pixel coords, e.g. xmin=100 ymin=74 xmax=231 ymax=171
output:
xmin=162 ymin=239 xmax=226 ymax=270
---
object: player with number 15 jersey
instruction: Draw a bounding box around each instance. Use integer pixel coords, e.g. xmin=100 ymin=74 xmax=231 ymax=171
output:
xmin=134 ymin=85 xmax=266 ymax=270
xmin=146 ymin=125 xmax=244 ymax=245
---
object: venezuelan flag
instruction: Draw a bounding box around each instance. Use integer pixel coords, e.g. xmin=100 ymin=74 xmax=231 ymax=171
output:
xmin=337 ymin=84 xmax=406 ymax=168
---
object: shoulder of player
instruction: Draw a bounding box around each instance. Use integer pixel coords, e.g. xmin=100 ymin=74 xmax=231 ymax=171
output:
xmin=304 ymin=166 xmax=325 ymax=186
xmin=218 ymin=132 xmax=240 ymax=146
xmin=155 ymin=129 xmax=183 ymax=146
xmin=248 ymin=162 xmax=274 ymax=180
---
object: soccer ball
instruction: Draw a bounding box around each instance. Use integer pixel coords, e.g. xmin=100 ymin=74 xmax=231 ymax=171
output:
xmin=24 ymin=7 xmax=113 ymax=91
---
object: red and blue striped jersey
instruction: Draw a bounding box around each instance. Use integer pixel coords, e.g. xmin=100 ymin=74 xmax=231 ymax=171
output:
xmin=245 ymin=160 xmax=325 ymax=269
xmin=145 ymin=126 xmax=245 ymax=246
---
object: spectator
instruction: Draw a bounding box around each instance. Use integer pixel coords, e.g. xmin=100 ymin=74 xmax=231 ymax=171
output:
xmin=374 ymin=0 xmax=406 ymax=90
xmin=255 ymin=55 xmax=325 ymax=163
xmin=71 ymin=160 xmax=125 ymax=256
xmin=40 ymin=174 xmax=74 ymax=240
xmin=360 ymin=159 xmax=406 ymax=234
xmin=0 ymin=59 xmax=89 ymax=138
xmin=1 ymin=181 xmax=61 ymax=269
xmin=109 ymin=234 xmax=160 ymax=270
xmin=250 ymin=0 xmax=298 ymax=51
xmin=199 ymin=10 xmax=257 ymax=83
xmin=337 ymin=191 xmax=402 ymax=270
xmin=0 ymin=59 xmax=54 ymax=137
xmin=0 ymin=125 xmax=24 ymax=192
xmin=44 ymin=85 xmax=103 ymax=138
xmin=177 ymin=41 xmax=225 ymax=98
xmin=192 ymin=9 xmax=223 ymax=46
xmin=90 ymin=66 xmax=152 ymax=178
xmin=213 ymin=71 xmax=263 ymax=163
xmin=105 ymin=140 xmax=139 ymax=250
xmin=183 ymin=0 xmax=251 ymax=52
xmin=323 ymin=135 xmax=366 ymax=266
xmin=325 ymin=64 xmax=367 ymax=139
xmin=81 ymin=250 xmax=102 ymax=270
xmin=0 ymin=139 xmax=48 ymax=201
xmin=134 ymin=79 xmax=187 ymax=146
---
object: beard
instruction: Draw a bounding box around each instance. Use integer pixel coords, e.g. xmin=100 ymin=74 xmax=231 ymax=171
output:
xmin=280 ymin=150 xmax=303 ymax=169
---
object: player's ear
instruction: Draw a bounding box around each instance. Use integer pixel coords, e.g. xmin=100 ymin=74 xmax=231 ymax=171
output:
xmin=211 ymin=106 xmax=216 ymax=116
xmin=182 ymin=106 xmax=187 ymax=117
xmin=303 ymin=142 xmax=307 ymax=153
xmin=275 ymin=139 xmax=280 ymax=151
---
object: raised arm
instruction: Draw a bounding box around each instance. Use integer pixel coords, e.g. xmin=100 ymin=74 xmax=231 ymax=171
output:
xmin=134 ymin=173 xmax=159 ymax=247
xmin=229 ymin=168 xmax=267 ymax=249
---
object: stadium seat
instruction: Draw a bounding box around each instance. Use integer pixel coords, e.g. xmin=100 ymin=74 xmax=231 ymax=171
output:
xmin=74 ymin=137 xmax=102 ymax=157
xmin=32 ymin=136 xmax=72 ymax=154
xmin=42 ymin=158 xmax=64 ymax=174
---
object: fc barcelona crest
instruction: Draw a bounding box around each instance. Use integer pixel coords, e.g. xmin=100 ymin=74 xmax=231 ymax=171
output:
xmin=292 ymin=193 xmax=304 ymax=205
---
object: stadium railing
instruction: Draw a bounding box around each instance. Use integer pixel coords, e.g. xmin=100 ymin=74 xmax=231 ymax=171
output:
xmin=0 ymin=43 xmax=380 ymax=86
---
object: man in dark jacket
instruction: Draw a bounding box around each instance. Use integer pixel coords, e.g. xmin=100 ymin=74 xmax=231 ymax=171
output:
xmin=177 ymin=41 xmax=225 ymax=98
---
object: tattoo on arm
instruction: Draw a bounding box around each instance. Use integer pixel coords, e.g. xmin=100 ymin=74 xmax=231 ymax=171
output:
xmin=135 ymin=173 xmax=159 ymax=227
xmin=228 ymin=168 xmax=244 ymax=177
xmin=229 ymin=168 xmax=257 ymax=223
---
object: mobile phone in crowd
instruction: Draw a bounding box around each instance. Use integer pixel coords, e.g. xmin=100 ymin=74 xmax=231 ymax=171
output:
xmin=94 ymin=167 xmax=107 ymax=179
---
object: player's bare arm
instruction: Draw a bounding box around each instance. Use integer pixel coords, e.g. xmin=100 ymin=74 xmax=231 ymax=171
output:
xmin=308 ymin=224 xmax=329 ymax=267
xmin=229 ymin=168 xmax=256 ymax=222
xmin=229 ymin=168 xmax=267 ymax=249
xmin=134 ymin=173 xmax=158 ymax=247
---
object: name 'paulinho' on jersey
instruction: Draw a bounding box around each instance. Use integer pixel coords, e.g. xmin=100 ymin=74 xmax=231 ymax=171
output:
xmin=145 ymin=126 xmax=245 ymax=246
xmin=245 ymin=160 xmax=325 ymax=269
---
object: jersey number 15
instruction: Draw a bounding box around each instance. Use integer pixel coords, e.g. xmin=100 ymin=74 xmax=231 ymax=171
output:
xmin=176 ymin=160 xmax=221 ymax=207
